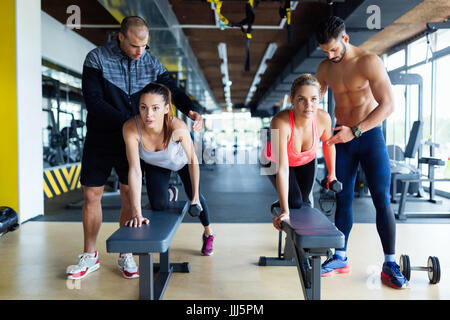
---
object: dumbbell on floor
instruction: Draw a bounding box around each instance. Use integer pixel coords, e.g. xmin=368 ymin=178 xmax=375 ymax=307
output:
xmin=399 ymin=254 xmax=441 ymax=284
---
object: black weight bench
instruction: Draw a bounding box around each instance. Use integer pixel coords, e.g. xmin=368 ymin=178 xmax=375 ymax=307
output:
xmin=259 ymin=202 xmax=344 ymax=300
xmin=106 ymin=201 xmax=190 ymax=300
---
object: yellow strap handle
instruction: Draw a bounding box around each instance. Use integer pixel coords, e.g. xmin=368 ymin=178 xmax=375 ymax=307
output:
xmin=207 ymin=0 xmax=229 ymax=26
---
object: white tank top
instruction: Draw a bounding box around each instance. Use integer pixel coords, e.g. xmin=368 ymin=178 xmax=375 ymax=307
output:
xmin=135 ymin=117 xmax=188 ymax=171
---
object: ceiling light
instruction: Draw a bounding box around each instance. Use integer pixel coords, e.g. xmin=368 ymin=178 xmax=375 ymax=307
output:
xmin=218 ymin=43 xmax=227 ymax=62
xmin=245 ymin=43 xmax=278 ymax=105
xmin=259 ymin=64 xmax=267 ymax=75
xmin=218 ymin=42 xmax=232 ymax=107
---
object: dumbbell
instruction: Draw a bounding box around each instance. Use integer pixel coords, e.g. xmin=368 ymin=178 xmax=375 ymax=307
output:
xmin=270 ymin=200 xmax=281 ymax=216
xmin=188 ymin=204 xmax=203 ymax=217
xmin=320 ymin=178 xmax=343 ymax=193
xmin=399 ymin=254 xmax=441 ymax=284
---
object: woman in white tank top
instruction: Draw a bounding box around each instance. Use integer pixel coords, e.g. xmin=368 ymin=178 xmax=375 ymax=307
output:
xmin=122 ymin=83 xmax=214 ymax=256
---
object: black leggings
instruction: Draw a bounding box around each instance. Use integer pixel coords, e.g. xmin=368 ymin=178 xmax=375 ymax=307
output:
xmin=142 ymin=162 xmax=211 ymax=226
xmin=268 ymin=158 xmax=317 ymax=208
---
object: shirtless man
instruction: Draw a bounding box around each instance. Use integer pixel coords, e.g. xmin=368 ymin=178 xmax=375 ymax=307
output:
xmin=315 ymin=16 xmax=408 ymax=289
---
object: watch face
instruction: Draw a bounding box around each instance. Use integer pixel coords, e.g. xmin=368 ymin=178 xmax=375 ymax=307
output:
xmin=352 ymin=126 xmax=361 ymax=137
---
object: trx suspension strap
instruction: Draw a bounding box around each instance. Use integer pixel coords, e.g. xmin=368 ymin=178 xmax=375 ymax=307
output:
xmin=279 ymin=0 xmax=292 ymax=43
xmin=232 ymin=0 xmax=257 ymax=71
xmin=208 ymin=0 xmax=257 ymax=71
xmin=207 ymin=0 xmax=230 ymax=28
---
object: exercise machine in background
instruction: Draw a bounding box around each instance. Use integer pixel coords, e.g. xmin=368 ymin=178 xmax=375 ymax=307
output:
xmin=387 ymin=72 xmax=450 ymax=220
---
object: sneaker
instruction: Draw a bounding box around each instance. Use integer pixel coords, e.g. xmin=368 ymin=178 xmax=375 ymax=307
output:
xmin=321 ymin=254 xmax=351 ymax=277
xmin=381 ymin=261 xmax=409 ymax=289
xmin=168 ymin=185 xmax=178 ymax=202
xmin=201 ymin=234 xmax=214 ymax=256
xmin=67 ymin=251 xmax=100 ymax=280
xmin=118 ymin=253 xmax=139 ymax=279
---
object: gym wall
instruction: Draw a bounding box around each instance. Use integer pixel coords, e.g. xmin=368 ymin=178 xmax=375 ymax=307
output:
xmin=16 ymin=0 xmax=44 ymax=223
xmin=0 ymin=0 xmax=44 ymax=223
xmin=41 ymin=11 xmax=96 ymax=75
xmin=0 ymin=0 xmax=19 ymax=213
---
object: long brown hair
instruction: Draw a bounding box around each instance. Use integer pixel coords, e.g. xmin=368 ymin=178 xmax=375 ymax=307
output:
xmin=140 ymin=82 xmax=174 ymax=149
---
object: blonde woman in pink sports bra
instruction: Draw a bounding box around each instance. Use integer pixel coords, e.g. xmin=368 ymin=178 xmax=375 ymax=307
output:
xmin=264 ymin=74 xmax=337 ymax=231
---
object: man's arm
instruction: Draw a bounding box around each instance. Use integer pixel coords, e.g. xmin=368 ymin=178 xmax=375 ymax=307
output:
xmin=82 ymin=52 xmax=129 ymax=127
xmin=356 ymin=54 xmax=394 ymax=133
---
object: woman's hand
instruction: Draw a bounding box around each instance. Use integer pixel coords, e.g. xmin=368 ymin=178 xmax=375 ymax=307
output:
xmin=125 ymin=215 xmax=149 ymax=228
xmin=327 ymin=174 xmax=337 ymax=189
xmin=190 ymin=192 xmax=201 ymax=207
xmin=188 ymin=200 xmax=203 ymax=217
xmin=272 ymin=210 xmax=289 ymax=231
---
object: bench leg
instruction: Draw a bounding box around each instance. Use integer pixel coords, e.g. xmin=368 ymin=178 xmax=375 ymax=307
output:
xmin=292 ymin=246 xmax=327 ymax=300
xmin=160 ymin=250 xmax=170 ymax=272
xmin=258 ymin=232 xmax=296 ymax=266
xmin=152 ymin=250 xmax=172 ymax=300
xmin=139 ymin=253 xmax=154 ymax=300
xmin=292 ymin=246 xmax=312 ymax=300
xmin=139 ymin=250 xmax=190 ymax=300
xmin=311 ymin=256 xmax=321 ymax=300
xmin=154 ymin=249 xmax=191 ymax=273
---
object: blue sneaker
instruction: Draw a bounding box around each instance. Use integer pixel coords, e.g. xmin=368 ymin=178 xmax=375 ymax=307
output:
xmin=381 ymin=262 xmax=409 ymax=289
xmin=321 ymin=254 xmax=351 ymax=277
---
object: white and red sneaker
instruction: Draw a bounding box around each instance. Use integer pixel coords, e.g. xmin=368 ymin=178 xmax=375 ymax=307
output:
xmin=67 ymin=251 xmax=100 ymax=280
xmin=118 ymin=253 xmax=139 ymax=279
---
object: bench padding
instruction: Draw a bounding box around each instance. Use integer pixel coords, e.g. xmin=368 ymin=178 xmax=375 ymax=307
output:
xmin=106 ymin=201 xmax=188 ymax=254
xmin=283 ymin=206 xmax=344 ymax=250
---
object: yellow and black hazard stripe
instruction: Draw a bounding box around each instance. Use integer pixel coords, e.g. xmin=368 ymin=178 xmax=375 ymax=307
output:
xmin=43 ymin=163 xmax=82 ymax=199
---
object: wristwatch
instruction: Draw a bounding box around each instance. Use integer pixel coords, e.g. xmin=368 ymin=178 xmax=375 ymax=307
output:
xmin=351 ymin=126 xmax=362 ymax=138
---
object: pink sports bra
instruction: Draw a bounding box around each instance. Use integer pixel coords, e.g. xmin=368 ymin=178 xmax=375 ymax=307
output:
xmin=265 ymin=110 xmax=319 ymax=167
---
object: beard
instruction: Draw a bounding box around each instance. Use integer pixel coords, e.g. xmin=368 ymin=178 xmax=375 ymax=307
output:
xmin=330 ymin=41 xmax=347 ymax=63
